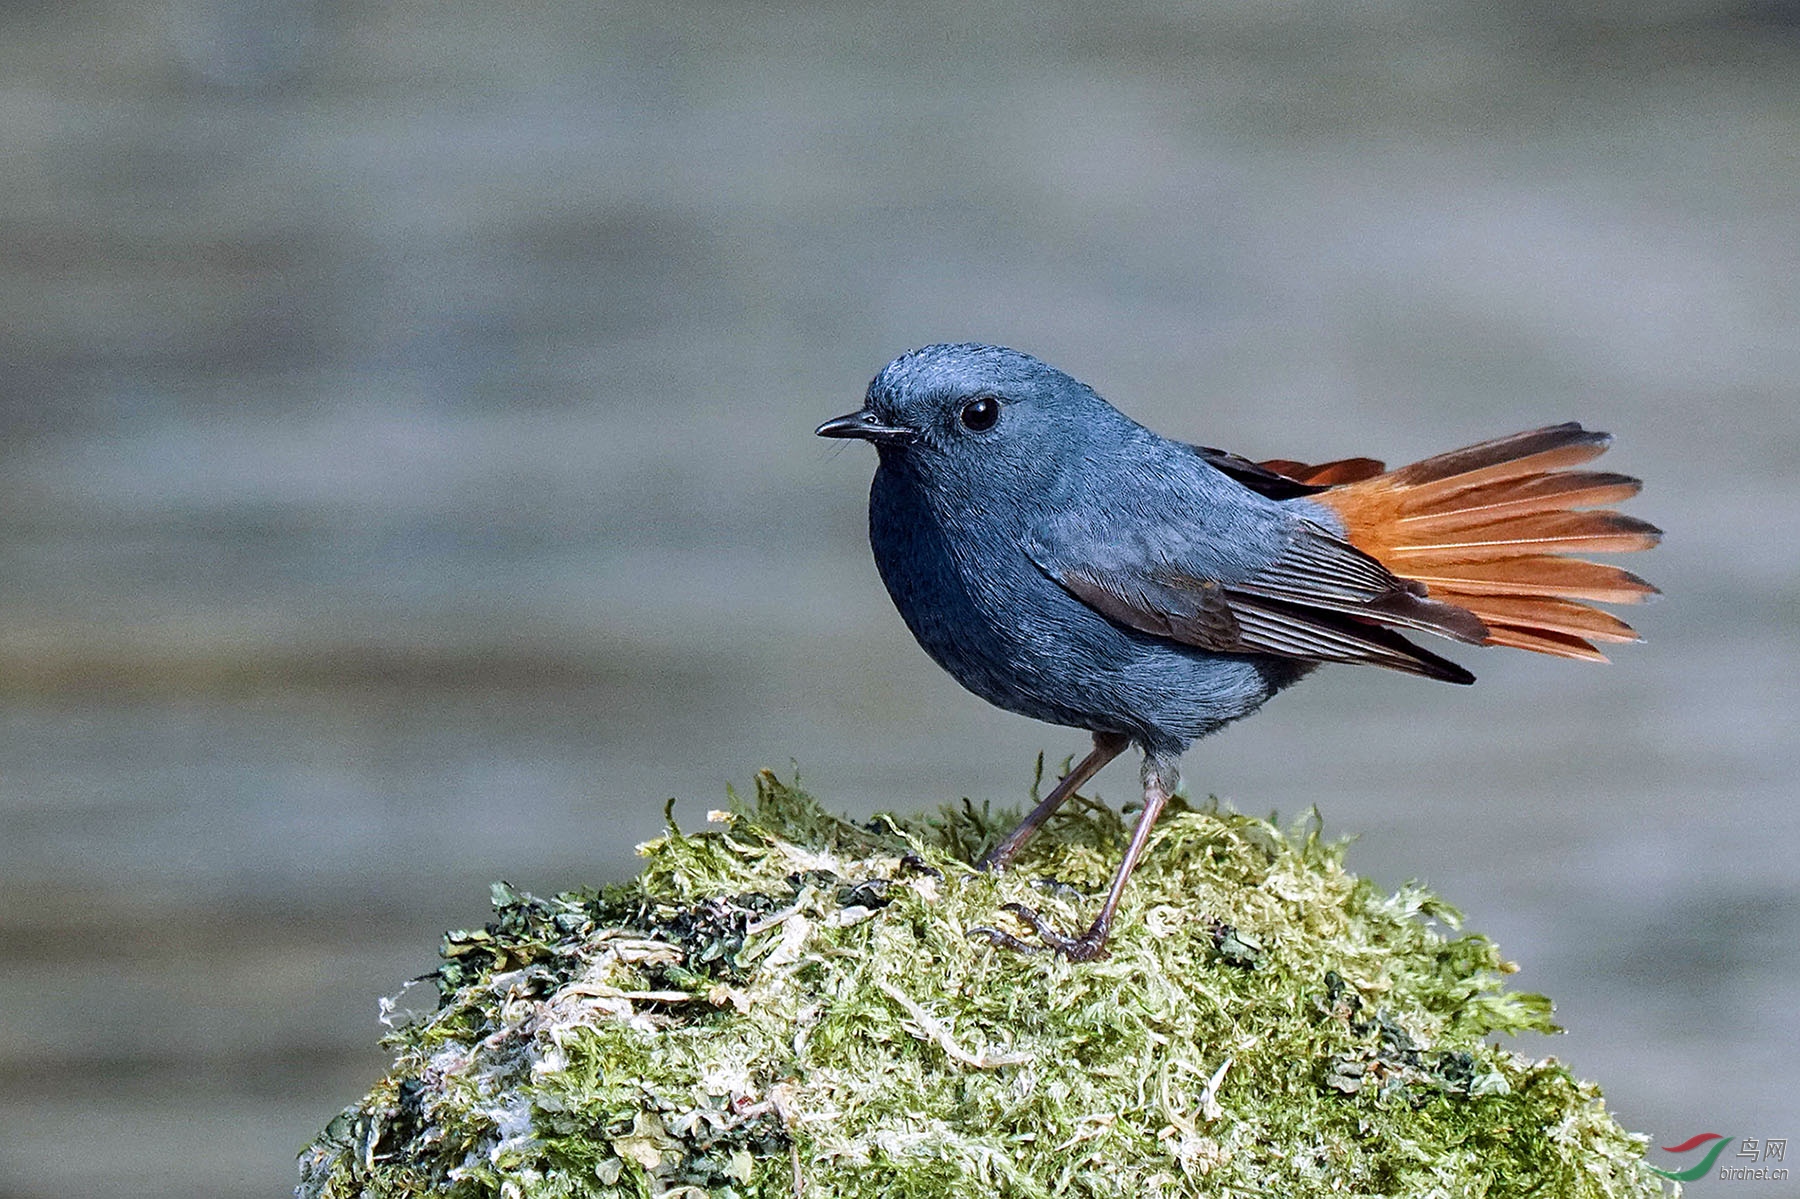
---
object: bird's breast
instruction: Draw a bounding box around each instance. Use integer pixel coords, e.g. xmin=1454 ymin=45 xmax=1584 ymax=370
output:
xmin=867 ymin=465 xmax=1030 ymax=661
xmin=867 ymin=464 xmax=1136 ymax=729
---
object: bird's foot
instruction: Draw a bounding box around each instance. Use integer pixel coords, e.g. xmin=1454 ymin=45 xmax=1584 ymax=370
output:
xmin=966 ymin=924 xmax=1045 ymax=954
xmin=970 ymin=902 xmax=1110 ymax=961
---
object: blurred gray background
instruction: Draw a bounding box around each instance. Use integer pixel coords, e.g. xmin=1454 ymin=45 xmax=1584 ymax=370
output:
xmin=2 ymin=1 xmax=1796 ymax=1195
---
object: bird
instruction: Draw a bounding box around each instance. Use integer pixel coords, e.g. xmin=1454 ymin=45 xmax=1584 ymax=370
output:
xmin=817 ymin=343 xmax=1659 ymax=960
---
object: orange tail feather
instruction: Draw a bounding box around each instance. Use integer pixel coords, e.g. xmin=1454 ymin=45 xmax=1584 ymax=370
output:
xmin=1299 ymin=423 xmax=1660 ymax=661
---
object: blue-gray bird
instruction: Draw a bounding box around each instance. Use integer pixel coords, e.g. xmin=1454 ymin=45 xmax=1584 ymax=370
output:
xmin=817 ymin=343 xmax=1658 ymax=959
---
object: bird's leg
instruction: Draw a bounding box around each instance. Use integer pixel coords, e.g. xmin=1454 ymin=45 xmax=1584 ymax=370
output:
xmin=990 ymin=752 xmax=1178 ymax=962
xmin=976 ymin=732 xmax=1129 ymax=872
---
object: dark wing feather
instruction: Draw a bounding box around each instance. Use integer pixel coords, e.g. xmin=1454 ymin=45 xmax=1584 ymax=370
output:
xmin=1229 ymin=595 xmax=1476 ymax=682
xmin=1190 ymin=445 xmax=1389 ymax=495
xmin=1032 ymin=516 xmax=1488 ymax=684
xmin=1227 ymin=521 xmax=1487 ymax=642
xmin=1189 ymin=445 xmax=1331 ymax=499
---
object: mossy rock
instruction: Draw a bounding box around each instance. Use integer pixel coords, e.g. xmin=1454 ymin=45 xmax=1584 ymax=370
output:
xmin=298 ymin=769 xmax=1673 ymax=1198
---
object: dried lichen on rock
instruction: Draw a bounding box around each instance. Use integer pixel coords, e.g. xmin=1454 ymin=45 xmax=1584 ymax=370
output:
xmin=298 ymin=770 xmax=1674 ymax=1199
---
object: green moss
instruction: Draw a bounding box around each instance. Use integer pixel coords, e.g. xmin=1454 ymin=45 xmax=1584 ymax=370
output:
xmin=298 ymin=770 xmax=1674 ymax=1199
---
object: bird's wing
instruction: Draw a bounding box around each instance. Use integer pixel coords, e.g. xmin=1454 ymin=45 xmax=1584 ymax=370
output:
xmin=1188 ymin=446 xmax=1332 ymax=499
xmin=1026 ymin=502 xmax=1489 ymax=683
xmin=1191 ymin=446 xmax=1389 ymax=497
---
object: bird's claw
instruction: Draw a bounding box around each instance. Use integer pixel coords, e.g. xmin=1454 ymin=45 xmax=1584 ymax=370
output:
xmin=967 ymin=925 xmax=1045 ymax=953
xmin=993 ymin=902 xmax=1110 ymax=961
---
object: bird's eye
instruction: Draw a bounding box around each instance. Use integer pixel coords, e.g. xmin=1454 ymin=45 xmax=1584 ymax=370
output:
xmin=958 ymin=396 xmax=1001 ymax=431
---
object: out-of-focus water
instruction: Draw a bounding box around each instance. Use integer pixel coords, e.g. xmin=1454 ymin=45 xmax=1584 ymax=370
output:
xmin=2 ymin=2 xmax=1797 ymax=1195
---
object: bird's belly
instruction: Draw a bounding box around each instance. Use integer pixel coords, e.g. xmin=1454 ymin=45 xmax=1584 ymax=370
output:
xmin=869 ymin=489 xmax=1283 ymax=751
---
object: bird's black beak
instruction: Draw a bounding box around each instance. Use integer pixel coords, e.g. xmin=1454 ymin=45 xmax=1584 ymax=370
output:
xmin=815 ymin=407 xmax=916 ymax=445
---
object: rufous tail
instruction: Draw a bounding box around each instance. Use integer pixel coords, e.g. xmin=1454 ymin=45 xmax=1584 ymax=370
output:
xmin=1267 ymin=423 xmax=1660 ymax=661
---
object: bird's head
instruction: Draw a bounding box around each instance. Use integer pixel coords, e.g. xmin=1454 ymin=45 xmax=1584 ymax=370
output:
xmin=816 ymin=344 xmax=1117 ymax=490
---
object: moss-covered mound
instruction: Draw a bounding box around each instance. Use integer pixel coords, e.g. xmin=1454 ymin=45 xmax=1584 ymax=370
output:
xmin=298 ymin=770 xmax=1671 ymax=1199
